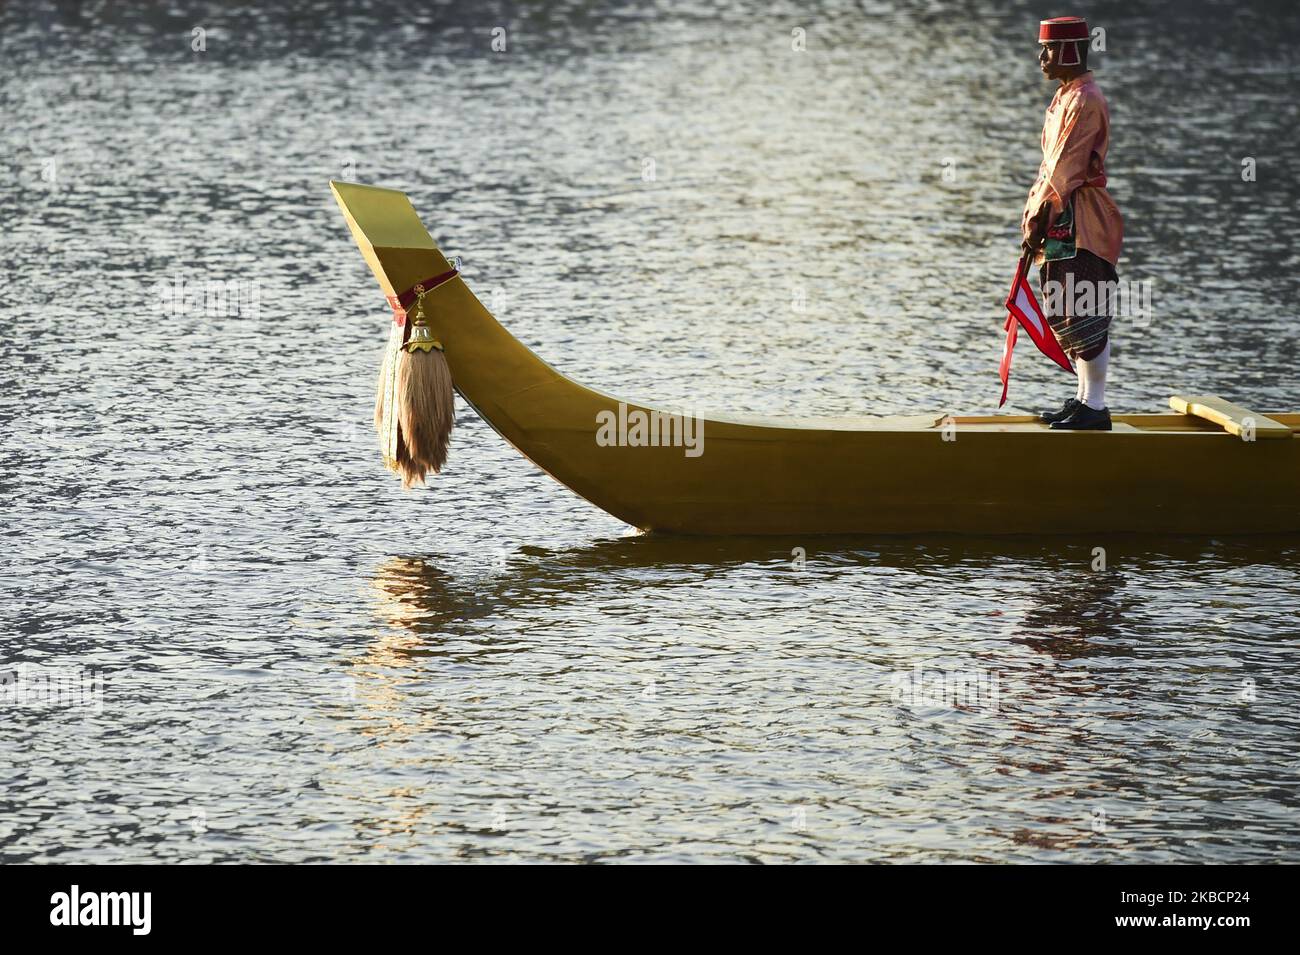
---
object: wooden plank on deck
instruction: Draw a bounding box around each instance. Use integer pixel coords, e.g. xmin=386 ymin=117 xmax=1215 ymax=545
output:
xmin=1168 ymin=395 xmax=1292 ymax=440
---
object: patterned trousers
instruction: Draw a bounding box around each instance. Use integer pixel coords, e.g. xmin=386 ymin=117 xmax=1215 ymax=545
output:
xmin=1039 ymin=249 xmax=1118 ymax=361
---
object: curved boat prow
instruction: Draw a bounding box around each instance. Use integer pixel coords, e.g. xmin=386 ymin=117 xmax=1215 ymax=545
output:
xmin=332 ymin=180 xmax=706 ymax=530
xmin=333 ymin=180 xmax=570 ymax=417
xmin=332 ymin=181 xmax=1300 ymax=536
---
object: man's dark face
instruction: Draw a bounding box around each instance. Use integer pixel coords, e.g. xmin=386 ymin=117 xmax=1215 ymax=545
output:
xmin=1039 ymin=42 xmax=1074 ymax=80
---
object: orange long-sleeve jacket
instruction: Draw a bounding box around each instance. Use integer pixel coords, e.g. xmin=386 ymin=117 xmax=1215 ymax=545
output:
xmin=1022 ymin=71 xmax=1123 ymax=267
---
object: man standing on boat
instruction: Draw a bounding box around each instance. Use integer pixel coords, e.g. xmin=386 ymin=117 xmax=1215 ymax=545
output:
xmin=1021 ymin=16 xmax=1123 ymax=431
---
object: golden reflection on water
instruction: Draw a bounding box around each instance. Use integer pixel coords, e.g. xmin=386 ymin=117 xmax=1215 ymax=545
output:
xmin=343 ymin=558 xmax=460 ymax=743
xmin=369 ymin=557 xmax=451 ymax=653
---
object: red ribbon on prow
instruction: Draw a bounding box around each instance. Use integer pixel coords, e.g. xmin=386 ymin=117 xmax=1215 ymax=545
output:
xmin=385 ymin=267 xmax=460 ymax=326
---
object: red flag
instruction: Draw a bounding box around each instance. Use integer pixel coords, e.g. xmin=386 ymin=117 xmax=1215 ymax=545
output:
xmin=998 ymin=253 xmax=1073 ymax=407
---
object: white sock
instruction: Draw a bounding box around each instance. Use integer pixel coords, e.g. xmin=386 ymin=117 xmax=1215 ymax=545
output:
xmin=1075 ymin=363 xmax=1085 ymax=402
xmin=1079 ymin=339 xmax=1110 ymax=411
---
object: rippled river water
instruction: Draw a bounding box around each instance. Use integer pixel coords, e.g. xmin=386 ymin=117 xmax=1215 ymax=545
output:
xmin=2 ymin=0 xmax=1299 ymax=862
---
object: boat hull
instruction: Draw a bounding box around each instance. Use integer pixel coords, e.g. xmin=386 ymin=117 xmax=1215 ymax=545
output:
xmin=331 ymin=181 xmax=1300 ymax=536
xmin=473 ymin=384 xmax=1300 ymax=535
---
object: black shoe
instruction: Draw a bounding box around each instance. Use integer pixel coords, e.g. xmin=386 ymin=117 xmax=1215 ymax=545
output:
xmin=1039 ymin=398 xmax=1082 ymax=424
xmin=1050 ymin=404 xmax=1112 ymax=431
